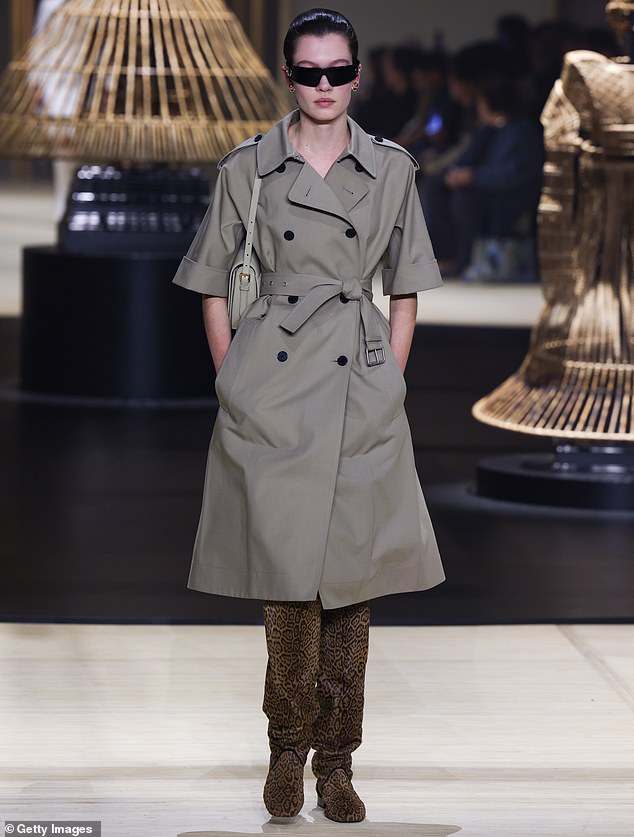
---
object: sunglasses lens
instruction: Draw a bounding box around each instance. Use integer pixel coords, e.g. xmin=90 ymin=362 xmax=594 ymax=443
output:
xmin=326 ymin=65 xmax=358 ymax=86
xmin=289 ymin=64 xmax=358 ymax=87
xmin=290 ymin=66 xmax=323 ymax=87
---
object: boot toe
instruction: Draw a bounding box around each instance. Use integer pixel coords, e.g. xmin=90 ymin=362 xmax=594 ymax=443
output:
xmin=263 ymin=749 xmax=305 ymax=818
xmin=316 ymin=767 xmax=366 ymax=823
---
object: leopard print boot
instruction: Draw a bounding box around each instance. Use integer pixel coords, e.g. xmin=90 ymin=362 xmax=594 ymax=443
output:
xmin=311 ymin=601 xmax=370 ymax=823
xmin=262 ymin=600 xmax=321 ymax=818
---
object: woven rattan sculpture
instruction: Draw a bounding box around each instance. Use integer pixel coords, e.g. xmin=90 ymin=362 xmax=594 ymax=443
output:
xmin=472 ymin=42 xmax=634 ymax=441
xmin=0 ymin=0 xmax=287 ymax=163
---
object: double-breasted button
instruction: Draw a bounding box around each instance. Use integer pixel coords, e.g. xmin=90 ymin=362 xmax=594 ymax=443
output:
xmin=374 ymin=135 xmax=384 ymax=143
xmin=288 ymin=295 xmax=298 ymax=304
xmin=355 ymin=162 xmax=364 ymax=172
xmin=336 ymin=355 xmax=348 ymax=366
xmin=277 ymin=163 xmax=286 ymax=173
xmin=254 ymin=134 xmax=262 ymax=142
xmin=277 ymin=351 xmax=288 ymax=362
xmin=339 ymin=293 xmax=349 ymax=303
xmin=345 ymin=228 xmax=357 ymax=238
xmin=284 ymin=230 xmax=294 ymax=241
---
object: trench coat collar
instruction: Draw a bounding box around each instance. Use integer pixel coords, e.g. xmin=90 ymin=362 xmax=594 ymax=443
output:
xmin=256 ymin=109 xmax=377 ymax=179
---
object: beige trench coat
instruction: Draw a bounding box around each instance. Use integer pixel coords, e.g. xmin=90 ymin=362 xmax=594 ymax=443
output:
xmin=173 ymin=110 xmax=446 ymax=608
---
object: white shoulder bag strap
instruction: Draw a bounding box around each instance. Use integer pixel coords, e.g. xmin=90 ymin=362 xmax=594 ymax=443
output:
xmin=240 ymin=173 xmax=262 ymax=283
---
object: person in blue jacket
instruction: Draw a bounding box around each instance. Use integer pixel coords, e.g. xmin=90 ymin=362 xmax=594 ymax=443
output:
xmin=422 ymin=73 xmax=544 ymax=276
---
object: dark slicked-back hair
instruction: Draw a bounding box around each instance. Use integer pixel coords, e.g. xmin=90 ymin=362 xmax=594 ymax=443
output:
xmin=283 ymin=8 xmax=359 ymax=68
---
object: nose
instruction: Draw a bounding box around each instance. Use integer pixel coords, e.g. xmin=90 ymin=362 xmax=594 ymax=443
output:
xmin=317 ymin=73 xmax=332 ymax=91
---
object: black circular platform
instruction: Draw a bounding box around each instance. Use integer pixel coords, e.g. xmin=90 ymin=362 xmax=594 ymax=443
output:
xmin=476 ymin=447 xmax=634 ymax=511
xmin=21 ymin=246 xmax=213 ymax=400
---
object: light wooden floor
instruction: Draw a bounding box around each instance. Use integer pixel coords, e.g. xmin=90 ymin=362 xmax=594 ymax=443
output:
xmin=1 ymin=623 xmax=633 ymax=836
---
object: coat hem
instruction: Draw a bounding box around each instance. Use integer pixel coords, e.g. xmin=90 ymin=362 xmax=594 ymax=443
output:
xmin=187 ymin=572 xmax=446 ymax=609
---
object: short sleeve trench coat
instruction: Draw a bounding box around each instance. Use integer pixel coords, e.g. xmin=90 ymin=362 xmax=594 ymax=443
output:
xmin=173 ymin=110 xmax=445 ymax=609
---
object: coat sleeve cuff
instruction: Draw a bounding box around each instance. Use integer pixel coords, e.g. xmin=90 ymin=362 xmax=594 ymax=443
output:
xmin=382 ymin=259 xmax=443 ymax=295
xmin=172 ymin=256 xmax=229 ymax=297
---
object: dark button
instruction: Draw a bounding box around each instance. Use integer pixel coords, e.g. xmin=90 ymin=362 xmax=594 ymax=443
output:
xmin=355 ymin=162 xmax=364 ymax=172
xmin=337 ymin=355 xmax=348 ymax=366
xmin=284 ymin=230 xmax=294 ymax=241
xmin=277 ymin=351 xmax=288 ymax=362
xmin=254 ymin=134 xmax=262 ymax=142
xmin=287 ymin=295 xmax=298 ymax=304
xmin=277 ymin=163 xmax=286 ymax=173
xmin=345 ymin=228 xmax=357 ymax=238
xmin=374 ymin=135 xmax=384 ymax=142
xmin=339 ymin=293 xmax=349 ymax=303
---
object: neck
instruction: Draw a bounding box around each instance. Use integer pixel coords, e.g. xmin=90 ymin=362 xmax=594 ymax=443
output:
xmin=290 ymin=110 xmax=350 ymax=156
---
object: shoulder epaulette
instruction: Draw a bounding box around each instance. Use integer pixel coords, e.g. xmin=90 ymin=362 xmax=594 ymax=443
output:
xmin=217 ymin=134 xmax=262 ymax=169
xmin=370 ymin=135 xmax=419 ymax=170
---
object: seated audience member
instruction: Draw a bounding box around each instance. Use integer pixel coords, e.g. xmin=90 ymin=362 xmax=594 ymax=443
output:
xmin=375 ymin=46 xmax=419 ymax=139
xmin=496 ymin=14 xmax=532 ymax=75
xmin=526 ymin=21 xmax=585 ymax=119
xmin=422 ymin=74 xmax=544 ymax=277
xmin=423 ymin=41 xmax=513 ymax=176
xmin=418 ymin=42 xmax=508 ymax=261
xmin=495 ymin=14 xmax=541 ymax=117
xmin=395 ymin=50 xmax=461 ymax=162
xmin=350 ymin=45 xmax=390 ymax=134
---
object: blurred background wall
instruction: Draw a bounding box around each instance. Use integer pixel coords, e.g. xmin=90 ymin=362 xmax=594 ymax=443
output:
xmin=0 ymin=1 xmax=611 ymax=79
xmin=290 ymin=0 xmax=556 ymax=56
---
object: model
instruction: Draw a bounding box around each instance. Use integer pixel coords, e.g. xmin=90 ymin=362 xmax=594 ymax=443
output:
xmin=173 ymin=7 xmax=446 ymax=823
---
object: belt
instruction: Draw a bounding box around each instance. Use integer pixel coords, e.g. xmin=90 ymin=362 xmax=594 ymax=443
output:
xmin=260 ymin=272 xmax=386 ymax=366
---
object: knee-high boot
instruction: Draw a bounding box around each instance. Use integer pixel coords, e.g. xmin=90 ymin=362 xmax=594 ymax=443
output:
xmin=262 ymin=599 xmax=321 ymax=817
xmin=311 ymin=600 xmax=370 ymax=822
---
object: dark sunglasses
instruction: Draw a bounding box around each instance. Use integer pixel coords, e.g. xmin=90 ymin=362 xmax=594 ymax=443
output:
xmin=287 ymin=63 xmax=359 ymax=87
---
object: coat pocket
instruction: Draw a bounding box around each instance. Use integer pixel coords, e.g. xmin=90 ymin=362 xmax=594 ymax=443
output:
xmin=373 ymin=310 xmax=407 ymax=419
xmin=214 ymin=317 xmax=258 ymax=413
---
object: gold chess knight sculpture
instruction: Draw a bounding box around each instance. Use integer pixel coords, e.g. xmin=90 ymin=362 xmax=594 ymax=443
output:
xmin=472 ymin=2 xmax=634 ymax=441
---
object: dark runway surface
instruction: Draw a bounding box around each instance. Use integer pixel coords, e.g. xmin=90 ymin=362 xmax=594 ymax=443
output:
xmin=2 ymin=316 xmax=633 ymax=624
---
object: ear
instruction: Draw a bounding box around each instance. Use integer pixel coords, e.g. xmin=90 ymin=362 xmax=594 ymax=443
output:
xmin=352 ymin=63 xmax=362 ymax=89
xmin=282 ymin=65 xmax=291 ymax=85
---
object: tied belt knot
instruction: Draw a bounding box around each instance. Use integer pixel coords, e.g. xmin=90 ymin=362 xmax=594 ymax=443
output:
xmin=340 ymin=276 xmax=364 ymax=301
xmin=260 ymin=272 xmax=386 ymax=367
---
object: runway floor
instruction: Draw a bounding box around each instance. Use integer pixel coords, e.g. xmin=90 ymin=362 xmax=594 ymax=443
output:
xmin=2 ymin=622 xmax=634 ymax=837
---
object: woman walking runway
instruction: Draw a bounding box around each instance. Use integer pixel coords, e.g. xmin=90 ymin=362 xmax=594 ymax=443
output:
xmin=173 ymin=7 xmax=445 ymax=822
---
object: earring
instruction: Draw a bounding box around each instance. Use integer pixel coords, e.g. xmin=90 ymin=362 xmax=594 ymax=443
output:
xmin=288 ymin=84 xmax=296 ymax=93
xmin=352 ymin=82 xmax=359 ymax=92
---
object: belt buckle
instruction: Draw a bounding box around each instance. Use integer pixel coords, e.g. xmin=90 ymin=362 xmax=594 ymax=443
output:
xmin=365 ymin=345 xmax=386 ymax=366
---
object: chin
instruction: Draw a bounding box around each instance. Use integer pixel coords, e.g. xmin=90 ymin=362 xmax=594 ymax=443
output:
xmin=308 ymin=105 xmax=347 ymax=122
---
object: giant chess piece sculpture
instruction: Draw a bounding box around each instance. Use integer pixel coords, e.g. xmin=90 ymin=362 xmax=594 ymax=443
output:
xmin=471 ymin=2 xmax=634 ymax=507
xmin=0 ymin=0 xmax=286 ymax=401
xmin=473 ymin=2 xmax=634 ymax=443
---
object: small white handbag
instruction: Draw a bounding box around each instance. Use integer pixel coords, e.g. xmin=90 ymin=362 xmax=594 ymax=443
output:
xmin=227 ymin=172 xmax=263 ymax=329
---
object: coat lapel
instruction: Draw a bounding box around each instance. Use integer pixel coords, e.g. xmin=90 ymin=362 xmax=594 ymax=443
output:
xmin=340 ymin=169 xmax=372 ymax=268
xmin=326 ymin=165 xmax=370 ymax=214
xmin=287 ymin=161 xmax=371 ymax=277
xmin=287 ymin=163 xmax=355 ymax=226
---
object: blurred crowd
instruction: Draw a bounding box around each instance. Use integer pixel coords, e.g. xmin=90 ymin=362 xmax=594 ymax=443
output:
xmin=350 ymin=16 xmax=621 ymax=280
